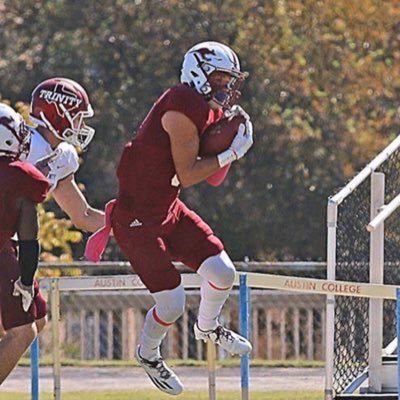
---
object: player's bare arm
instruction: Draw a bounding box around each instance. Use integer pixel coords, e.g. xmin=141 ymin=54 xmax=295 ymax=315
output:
xmin=52 ymin=174 xmax=105 ymax=232
xmin=162 ymin=111 xmax=221 ymax=188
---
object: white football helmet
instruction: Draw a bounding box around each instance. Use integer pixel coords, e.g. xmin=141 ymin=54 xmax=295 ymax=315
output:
xmin=180 ymin=41 xmax=248 ymax=108
xmin=0 ymin=103 xmax=30 ymax=159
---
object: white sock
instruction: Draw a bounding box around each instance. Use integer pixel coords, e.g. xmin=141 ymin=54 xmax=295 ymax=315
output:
xmin=139 ymin=307 xmax=171 ymax=360
xmin=198 ymin=280 xmax=231 ymax=331
xmin=197 ymin=251 xmax=235 ymax=331
xmin=139 ymin=285 xmax=185 ymax=360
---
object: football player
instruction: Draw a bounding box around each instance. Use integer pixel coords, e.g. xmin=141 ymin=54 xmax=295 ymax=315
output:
xmin=111 ymin=41 xmax=254 ymax=395
xmin=0 ymin=78 xmax=105 ymax=383
xmin=27 ymin=77 xmax=104 ymax=232
xmin=0 ymin=103 xmax=49 ymax=384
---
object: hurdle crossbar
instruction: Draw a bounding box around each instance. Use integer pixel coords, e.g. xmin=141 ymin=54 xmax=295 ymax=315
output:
xmin=244 ymin=272 xmax=399 ymax=300
xmin=41 ymin=272 xmax=400 ymax=299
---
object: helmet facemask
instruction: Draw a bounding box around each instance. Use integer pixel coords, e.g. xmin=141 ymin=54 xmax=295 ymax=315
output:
xmin=208 ymin=73 xmax=247 ymax=109
xmin=17 ymin=120 xmax=31 ymax=159
xmin=58 ymin=103 xmax=95 ymax=151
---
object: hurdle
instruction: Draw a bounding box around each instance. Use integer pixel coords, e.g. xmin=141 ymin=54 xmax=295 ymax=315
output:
xmin=40 ymin=273 xmax=246 ymax=400
xmin=33 ymin=271 xmax=400 ymax=399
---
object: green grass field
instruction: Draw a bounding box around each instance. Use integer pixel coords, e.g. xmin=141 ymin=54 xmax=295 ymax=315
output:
xmin=0 ymin=391 xmax=323 ymax=400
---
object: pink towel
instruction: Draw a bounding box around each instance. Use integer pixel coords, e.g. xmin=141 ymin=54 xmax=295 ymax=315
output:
xmin=84 ymin=199 xmax=116 ymax=262
xmin=206 ymin=163 xmax=231 ymax=187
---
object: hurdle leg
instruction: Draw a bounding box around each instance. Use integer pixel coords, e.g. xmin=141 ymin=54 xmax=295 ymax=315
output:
xmin=207 ymin=341 xmax=216 ymax=400
xmin=30 ymin=337 xmax=39 ymax=400
xmin=240 ymin=274 xmax=250 ymax=400
xmin=51 ymin=279 xmax=61 ymax=400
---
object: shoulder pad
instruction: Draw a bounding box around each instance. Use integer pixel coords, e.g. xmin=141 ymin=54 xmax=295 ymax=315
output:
xmin=46 ymin=143 xmax=79 ymax=190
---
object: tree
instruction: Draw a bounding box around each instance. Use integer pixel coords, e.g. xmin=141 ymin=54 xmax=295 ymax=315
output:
xmin=1 ymin=0 xmax=399 ymax=260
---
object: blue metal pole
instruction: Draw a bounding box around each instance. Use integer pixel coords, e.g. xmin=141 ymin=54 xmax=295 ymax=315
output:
xmin=239 ymin=273 xmax=250 ymax=400
xmin=397 ymin=288 xmax=400 ymax=400
xmin=31 ymin=337 xmax=40 ymax=400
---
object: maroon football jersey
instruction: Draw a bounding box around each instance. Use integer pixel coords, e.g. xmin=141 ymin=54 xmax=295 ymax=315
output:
xmin=0 ymin=158 xmax=49 ymax=251
xmin=115 ymin=84 xmax=223 ymax=224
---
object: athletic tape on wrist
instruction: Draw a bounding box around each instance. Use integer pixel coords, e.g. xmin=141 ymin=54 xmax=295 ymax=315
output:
xmin=217 ymin=149 xmax=237 ymax=167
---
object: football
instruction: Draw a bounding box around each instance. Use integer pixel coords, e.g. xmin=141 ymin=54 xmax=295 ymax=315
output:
xmin=199 ymin=115 xmax=245 ymax=157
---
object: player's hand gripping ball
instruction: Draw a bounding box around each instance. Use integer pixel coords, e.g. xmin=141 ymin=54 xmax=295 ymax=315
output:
xmin=199 ymin=115 xmax=246 ymax=157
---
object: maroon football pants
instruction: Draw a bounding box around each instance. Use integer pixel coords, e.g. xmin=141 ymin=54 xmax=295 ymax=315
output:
xmin=113 ymin=199 xmax=224 ymax=293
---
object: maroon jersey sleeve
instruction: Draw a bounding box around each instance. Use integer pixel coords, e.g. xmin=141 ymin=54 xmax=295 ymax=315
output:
xmin=162 ymin=85 xmax=209 ymax=133
xmin=12 ymin=161 xmax=49 ymax=203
